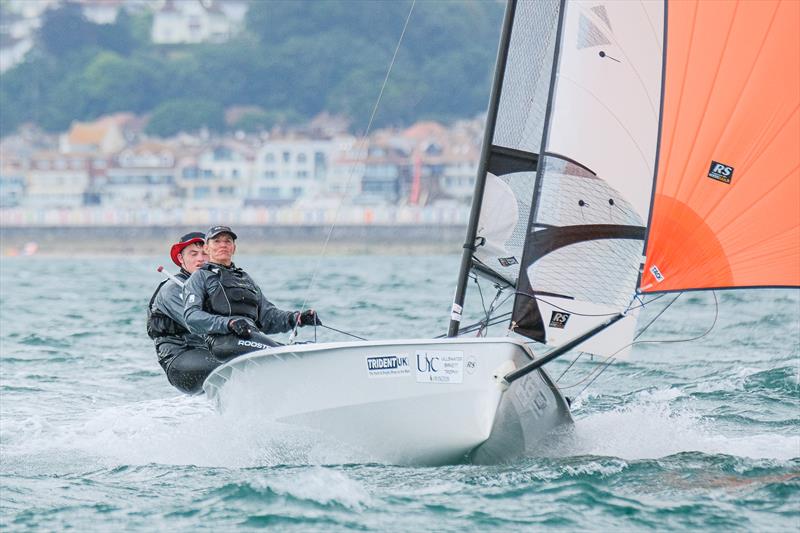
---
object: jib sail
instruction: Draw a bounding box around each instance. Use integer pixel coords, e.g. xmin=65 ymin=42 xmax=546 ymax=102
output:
xmin=507 ymin=0 xmax=664 ymax=356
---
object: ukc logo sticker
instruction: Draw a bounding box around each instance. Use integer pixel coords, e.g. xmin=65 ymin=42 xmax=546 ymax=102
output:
xmin=708 ymin=160 xmax=733 ymax=184
xmin=415 ymin=350 xmax=464 ymax=384
xmin=549 ymin=311 xmax=570 ymax=329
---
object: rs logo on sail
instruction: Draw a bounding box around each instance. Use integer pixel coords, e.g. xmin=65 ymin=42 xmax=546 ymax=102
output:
xmin=708 ymin=161 xmax=734 ymax=184
xmin=549 ymin=311 xmax=570 ymax=329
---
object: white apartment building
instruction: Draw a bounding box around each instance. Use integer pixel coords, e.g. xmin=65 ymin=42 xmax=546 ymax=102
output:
xmin=151 ymin=0 xmax=238 ymax=44
xmin=24 ymin=152 xmax=91 ymax=208
xmin=251 ymin=136 xmax=354 ymax=206
xmin=99 ymin=142 xmax=176 ymax=207
xmin=326 ymin=139 xmax=365 ymax=198
xmin=176 ymin=142 xmax=253 ymax=207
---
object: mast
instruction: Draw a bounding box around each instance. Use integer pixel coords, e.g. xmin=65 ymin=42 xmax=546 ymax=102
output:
xmin=448 ymin=0 xmax=518 ymax=337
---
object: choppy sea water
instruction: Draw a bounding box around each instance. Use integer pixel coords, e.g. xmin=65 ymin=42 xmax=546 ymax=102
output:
xmin=1 ymin=254 xmax=798 ymax=531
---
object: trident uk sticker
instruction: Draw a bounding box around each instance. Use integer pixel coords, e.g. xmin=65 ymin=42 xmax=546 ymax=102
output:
xmin=415 ymin=350 xmax=464 ymax=384
xmin=366 ymin=355 xmax=410 ymax=378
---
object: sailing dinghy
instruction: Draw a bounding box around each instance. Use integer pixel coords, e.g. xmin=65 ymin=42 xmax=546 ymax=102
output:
xmin=203 ymin=0 xmax=799 ymax=465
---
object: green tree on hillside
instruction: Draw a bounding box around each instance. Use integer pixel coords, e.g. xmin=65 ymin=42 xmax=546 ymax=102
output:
xmin=145 ymin=99 xmax=225 ymax=137
xmin=0 ymin=0 xmax=503 ymax=137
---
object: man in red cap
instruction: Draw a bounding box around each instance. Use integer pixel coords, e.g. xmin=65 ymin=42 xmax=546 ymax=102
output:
xmin=147 ymin=231 xmax=220 ymax=394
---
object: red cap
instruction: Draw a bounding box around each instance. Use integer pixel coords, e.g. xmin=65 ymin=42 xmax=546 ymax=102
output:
xmin=170 ymin=232 xmax=205 ymax=267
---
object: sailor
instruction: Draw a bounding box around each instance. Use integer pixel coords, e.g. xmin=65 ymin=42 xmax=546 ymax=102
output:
xmin=182 ymin=225 xmax=321 ymax=358
xmin=147 ymin=231 xmax=221 ymax=394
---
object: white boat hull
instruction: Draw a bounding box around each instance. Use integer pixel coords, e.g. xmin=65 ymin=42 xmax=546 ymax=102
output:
xmin=203 ymin=337 xmax=572 ymax=465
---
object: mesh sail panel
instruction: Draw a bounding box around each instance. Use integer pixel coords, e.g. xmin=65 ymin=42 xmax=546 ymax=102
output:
xmin=474 ymin=170 xmax=536 ymax=285
xmin=508 ymin=1 xmax=664 ymax=350
xmin=493 ymin=0 xmax=560 ymax=153
xmin=473 ymin=0 xmax=560 ymax=286
xmin=527 ymin=158 xmax=644 ymax=307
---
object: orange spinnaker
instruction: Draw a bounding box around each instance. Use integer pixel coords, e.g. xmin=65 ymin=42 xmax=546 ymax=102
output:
xmin=641 ymin=0 xmax=800 ymax=293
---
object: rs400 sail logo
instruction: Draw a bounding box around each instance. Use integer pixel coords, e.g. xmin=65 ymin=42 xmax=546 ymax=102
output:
xmin=549 ymin=311 xmax=570 ymax=329
xmin=707 ymin=161 xmax=734 ymax=184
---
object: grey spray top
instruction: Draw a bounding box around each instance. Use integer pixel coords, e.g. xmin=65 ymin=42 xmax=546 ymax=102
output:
xmin=183 ymin=262 xmax=296 ymax=336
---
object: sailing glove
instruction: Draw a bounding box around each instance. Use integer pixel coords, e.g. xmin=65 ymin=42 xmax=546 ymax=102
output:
xmin=297 ymin=310 xmax=322 ymax=327
xmin=228 ymin=318 xmax=253 ymax=339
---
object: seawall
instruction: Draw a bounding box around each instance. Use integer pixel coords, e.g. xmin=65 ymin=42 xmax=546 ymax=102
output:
xmin=0 ymin=224 xmax=468 ymax=255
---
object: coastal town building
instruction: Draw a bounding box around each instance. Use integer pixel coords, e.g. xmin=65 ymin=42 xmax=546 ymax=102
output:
xmin=250 ymin=136 xmax=349 ymax=206
xmin=151 ymin=0 xmax=243 ymax=44
xmin=60 ymin=114 xmax=133 ymax=154
xmin=0 ymin=147 xmax=26 ymax=207
xmin=0 ymin=0 xmax=49 ymax=72
xmin=1 ymin=0 xmax=250 ymax=72
xmin=97 ymin=142 xmax=176 ymax=207
xmin=23 ymin=151 xmax=92 ymax=208
xmin=2 ymin=113 xmax=485 ymax=211
xmin=176 ymin=141 xmax=254 ymax=207
xmin=74 ymin=0 xmax=124 ymax=24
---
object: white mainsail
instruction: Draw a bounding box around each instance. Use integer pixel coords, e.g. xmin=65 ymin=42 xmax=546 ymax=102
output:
xmin=506 ymin=0 xmax=664 ymax=358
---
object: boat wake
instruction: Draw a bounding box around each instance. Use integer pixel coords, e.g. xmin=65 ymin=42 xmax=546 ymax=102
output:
xmin=3 ymin=383 xmax=796 ymax=471
xmin=1 ymin=395 xmax=372 ymax=470
xmin=544 ymin=387 xmax=799 ymax=462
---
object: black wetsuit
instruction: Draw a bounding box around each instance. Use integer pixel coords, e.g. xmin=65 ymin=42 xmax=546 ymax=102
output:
xmin=147 ymin=270 xmax=221 ymax=394
xmin=182 ymin=262 xmax=296 ymax=359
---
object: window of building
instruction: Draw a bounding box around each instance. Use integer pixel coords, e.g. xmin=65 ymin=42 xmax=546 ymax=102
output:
xmin=297 ymin=170 xmax=308 ymax=178
xmin=195 ymin=187 xmax=211 ymax=199
xmin=314 ymin=152 xmax=327 ymax=179
xmin=259 ymin=187 xmax=280 ymax=198
xmin=297 ymin=153 xmax=307 ymax=163
xmin=282 ymin=151 xmax=290 ymax=163
xmin=263 ymin=170 xmax=276 ymax=179
xmin=264 ymin=153 xmax=275 ymax=163
xmin=292 ymin=187 xmax=303 ymax=197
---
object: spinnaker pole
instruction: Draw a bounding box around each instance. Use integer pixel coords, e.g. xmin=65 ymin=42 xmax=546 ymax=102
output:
xmin=448 ymin=0 xmax=517 ymax=337
xmin=503 ymin=313 xmax=625 ymax=384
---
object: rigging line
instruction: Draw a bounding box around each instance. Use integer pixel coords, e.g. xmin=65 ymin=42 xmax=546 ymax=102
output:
xmin=573 ymin=356 xmax=615 ymax=401
xmin=555 ymin=351 xmax=584 ymax=383
xmin=559 ymin=290 xmax=719 ymax=391
xmin=434 ymin=311 xmax=513 ymax=338
xmin=320 ymin=324 xmax=368 ymax=341
xmin=516 ymin=290 xmax=667 ymax=317
xmin=473 ymin=274 xmax=488 ymax=318
xmin=436 ymin=290 xmax=668 ymax=339
xmin=289 ymin=0 xmax=417 ymax=340
xmin=477 ymin=286 xmax=504 ymax=337
xmin=634 ymin=291 xmax=682 ymax=340
xmin=558 ymin=295 xmax=680 ymax=390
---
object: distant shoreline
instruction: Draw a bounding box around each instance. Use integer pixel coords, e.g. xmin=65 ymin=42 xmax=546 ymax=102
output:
xmin=0 ymin=224 xmax=467 ymax=256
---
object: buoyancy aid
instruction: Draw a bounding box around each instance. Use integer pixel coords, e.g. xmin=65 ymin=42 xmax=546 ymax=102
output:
xmin=146 ymin=271 xmax=189 ymax=339
xmin=203 ymin=264 xmax=260 ymax=322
